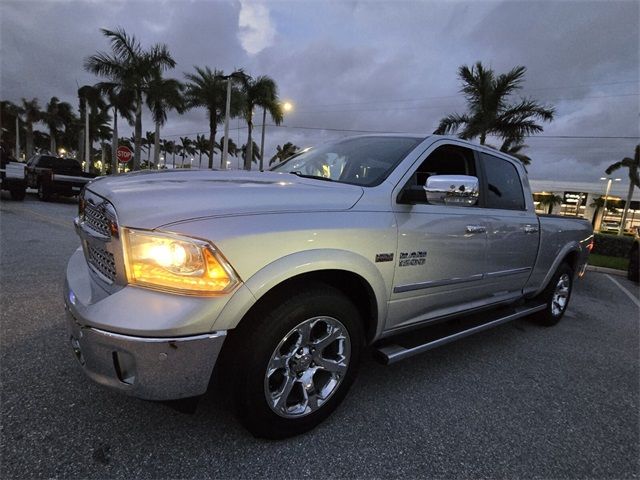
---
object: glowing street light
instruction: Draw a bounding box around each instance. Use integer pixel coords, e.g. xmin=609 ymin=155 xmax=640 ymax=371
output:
xmin=282 ymin=101 xmax=293 ymax=112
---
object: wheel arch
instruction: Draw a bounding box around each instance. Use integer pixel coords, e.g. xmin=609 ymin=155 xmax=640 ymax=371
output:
xmin=212 ymin=249 xmax=390 ymax=342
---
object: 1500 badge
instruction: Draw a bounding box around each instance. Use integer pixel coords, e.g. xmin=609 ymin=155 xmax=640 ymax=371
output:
xmin=399 ymin=251 xmax=427 ymax=266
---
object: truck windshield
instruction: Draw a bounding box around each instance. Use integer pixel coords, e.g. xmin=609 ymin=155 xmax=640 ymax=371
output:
xmin=271 ymin=136 xmax=422 ymax=186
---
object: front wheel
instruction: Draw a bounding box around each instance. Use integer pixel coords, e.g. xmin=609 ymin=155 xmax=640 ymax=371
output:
xmin=533 ymin=263 xmax=574 ymax=326
xmin=229 ymin=283 xmax=363 ymax=439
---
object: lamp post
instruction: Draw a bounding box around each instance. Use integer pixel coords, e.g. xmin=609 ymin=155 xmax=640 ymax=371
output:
xmin=599 ymin=176 xmax=621 ymax=231
xmin=217 ymin=70 xmax=249 ymax=170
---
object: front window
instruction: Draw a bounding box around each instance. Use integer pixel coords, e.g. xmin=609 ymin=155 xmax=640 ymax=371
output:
xmin=271 ymin=136 xmax=422 ymax=186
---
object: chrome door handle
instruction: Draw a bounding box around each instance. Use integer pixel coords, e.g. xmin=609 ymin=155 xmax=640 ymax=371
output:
xmin=523 ymin=224 xmax=539 ymax=234
xmin=466 ymin=225 xmax=486 ymax=234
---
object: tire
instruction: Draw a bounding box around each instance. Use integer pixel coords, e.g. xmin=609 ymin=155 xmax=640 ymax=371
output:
xmin=38 ymin=184 xmax=51 ymax=201
xmin=628 ymin=246 xmax=639 ymax=282
xmin=228 ymin=282 xmax=364 ymax=439
xmin=9 ymin=188 xmax=26 ymax=201
xmin=532 ymin=263 xmax=574 ymax=327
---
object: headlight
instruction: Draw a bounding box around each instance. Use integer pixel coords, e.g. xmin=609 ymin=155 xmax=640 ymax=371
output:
xmin=122 ymin=228 xmax=239 ymax=295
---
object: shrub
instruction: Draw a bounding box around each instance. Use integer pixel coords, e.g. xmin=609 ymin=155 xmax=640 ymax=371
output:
xmin=592 ymin=233 xmax=634 ymax=258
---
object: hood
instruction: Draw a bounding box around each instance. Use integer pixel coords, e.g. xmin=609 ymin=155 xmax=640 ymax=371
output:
xmin=86 ymin=169 xmax=364 ymax=229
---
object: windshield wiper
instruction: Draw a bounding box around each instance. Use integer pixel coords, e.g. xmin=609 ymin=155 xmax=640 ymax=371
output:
xmin=289 ymin=171 xmax=335 ymax=182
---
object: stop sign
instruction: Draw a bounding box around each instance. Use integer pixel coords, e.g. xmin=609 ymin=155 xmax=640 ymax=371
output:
xmin=116 ymin=145 xmax=133 ymax=164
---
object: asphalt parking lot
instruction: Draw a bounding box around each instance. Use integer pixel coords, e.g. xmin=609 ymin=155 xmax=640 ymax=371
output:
xmin=1 ymin=194 xmax=639 ymax=479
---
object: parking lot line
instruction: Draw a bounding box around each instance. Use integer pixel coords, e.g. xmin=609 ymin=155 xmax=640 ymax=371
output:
xmin=605 ymin=274 xmax=640 ymax=308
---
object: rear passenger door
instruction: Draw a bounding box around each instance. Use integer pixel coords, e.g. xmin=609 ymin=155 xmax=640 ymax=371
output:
xmin=479 ymin=153 xmax=539 ymax=296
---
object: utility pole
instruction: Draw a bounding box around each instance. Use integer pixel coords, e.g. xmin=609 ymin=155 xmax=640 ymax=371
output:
xmin=15 ymin=116 xmax=20 ymax=161
xmin=221 ymin=76 xmax=232 ymax=170
xmin=84 ymin=98 xmax=90 ymax=173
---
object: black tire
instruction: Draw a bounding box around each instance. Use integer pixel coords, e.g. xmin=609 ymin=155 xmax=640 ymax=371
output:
xmin=9 ymin=188 xmax=26 ymax=201
xmin=532 ymin=263 xmax=574 ymax=327
xmin=628 ymin=246 xmax=639 ymax=282
xmin=38 ymin=184 xmax=51 ymax=201
xmin=228 ymin=282 xmax=364 ymax=439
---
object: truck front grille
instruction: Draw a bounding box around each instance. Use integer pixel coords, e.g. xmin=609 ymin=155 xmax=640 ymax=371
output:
xmin=84 ymin=202 xmax=113 ymax=237
xmin=87 ymin=244 xmax=117 ymax=282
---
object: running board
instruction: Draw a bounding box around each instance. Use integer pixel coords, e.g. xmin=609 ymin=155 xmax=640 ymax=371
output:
xmin=374 ymin=303 xmax=547 ymax=365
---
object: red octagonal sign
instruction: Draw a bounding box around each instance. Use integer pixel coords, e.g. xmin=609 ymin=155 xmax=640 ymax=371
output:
xmin=116 ymin=145 xmax=133 ymax=164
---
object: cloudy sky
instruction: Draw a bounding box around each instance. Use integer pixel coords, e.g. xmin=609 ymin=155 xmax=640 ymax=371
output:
xmin=1 ymin=0 xmax=638 ymax=181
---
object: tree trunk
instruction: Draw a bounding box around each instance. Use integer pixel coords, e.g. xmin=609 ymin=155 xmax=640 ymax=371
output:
xmin=245 ymin=115 xmax=253 ymax=171
xmin=209 ymin=112 xmax=217 ymax=170
xmin=111 ymin=107 xmax=119 ymax=174
xmin=154 ymin=122 xmax=161 ymax=168
xmin=547 ymin=203 xmax=552 ymax=215
xmin=199 ymin=151 xmax=202 ymax=168
xmin=133 ymin=93 xmax=142 ymax=170
xmin=50 ymin=129 xmax=56 ymax=155
xmin=480 ymin=132 xmax=486 ymax=145
xmin=618 ymin=181 xmax=635 ymax=235
xmin=101 ymin=143 xmax=107 ymax=175
xmin=259 ymin=107 xmax=266 ymax=171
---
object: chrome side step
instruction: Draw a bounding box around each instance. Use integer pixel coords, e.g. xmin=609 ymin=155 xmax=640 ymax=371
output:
xmin=375 ymin=303 xmax=547 ymax=365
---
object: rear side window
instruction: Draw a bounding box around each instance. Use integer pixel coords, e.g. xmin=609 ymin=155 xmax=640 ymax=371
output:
xmin=481 ymin=153 xmax=525 ymax=211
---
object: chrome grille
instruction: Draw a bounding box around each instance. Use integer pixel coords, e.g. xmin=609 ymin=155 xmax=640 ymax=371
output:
xmin=87 ymin=244 xmax=116 ymax=282
xmin=84 ymin=201 xmax=112 ymax=237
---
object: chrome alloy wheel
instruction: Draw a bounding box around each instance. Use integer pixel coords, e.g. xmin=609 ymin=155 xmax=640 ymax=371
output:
xmin=264 ymin=316 xmax=351 ymax=418
xmin=551 ymin=273 xmax=571 ymax=316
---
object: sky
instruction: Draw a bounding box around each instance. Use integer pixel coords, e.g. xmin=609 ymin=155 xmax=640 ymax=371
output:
xmin=1 ymin=0 xmax=638 ymax=181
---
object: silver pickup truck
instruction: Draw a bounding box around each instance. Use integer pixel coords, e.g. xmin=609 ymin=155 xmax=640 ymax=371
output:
xmin=64 ymin=135 xmax=593 ymax=438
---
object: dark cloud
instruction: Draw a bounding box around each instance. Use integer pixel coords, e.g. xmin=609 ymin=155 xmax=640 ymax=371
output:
xmin=1 ymin=0 xmax=637 ymax=182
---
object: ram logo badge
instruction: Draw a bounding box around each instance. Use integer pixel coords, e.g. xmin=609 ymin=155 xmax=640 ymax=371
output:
xmin=375 ymin=253 xmax=394 ymax=263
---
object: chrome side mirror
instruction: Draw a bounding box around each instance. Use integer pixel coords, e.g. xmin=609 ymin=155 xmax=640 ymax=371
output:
xmin=425 ymin=175 xmax=479 ymax=206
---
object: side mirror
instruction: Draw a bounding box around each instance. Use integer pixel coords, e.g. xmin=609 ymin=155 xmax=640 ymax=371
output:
xmin=425 ymin=175 xmax=479 ymax=206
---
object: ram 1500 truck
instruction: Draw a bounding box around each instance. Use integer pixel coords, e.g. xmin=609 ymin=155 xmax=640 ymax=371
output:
xmin=26 ymin=155 xmax=97 ymax=201
xmin=64 ymin=135 xmax=593 ymax=438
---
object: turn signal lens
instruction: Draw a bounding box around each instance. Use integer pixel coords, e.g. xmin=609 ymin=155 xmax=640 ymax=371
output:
xmin=123 ymin=228 xmax=239 ymax=295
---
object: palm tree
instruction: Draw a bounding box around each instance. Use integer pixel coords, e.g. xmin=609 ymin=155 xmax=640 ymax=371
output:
xmin=536 ymin=193 xmax=563 ymax=214
xmin=160 ymin=138 xmax=173 ymax=168
xmin=179 ymin=136 xmax=193 ymax=167
xmin=269 ymin=142 xmax=300 ymax=166
xmin=144 ymin=131 xmax=155 ymax=165
xmin=146 ymin=73 xmax=183 ymax=166
xmin=78 ymin=85 xmax=107 ymax=170
xmin=42 ymin=97 xmax=74 ymax=154
xmin=194 ymin=134 xmax=210 ymax=168
xmin=173 ymin=144 xmax=181 ymax=168
xmin=605 ymin=145 xmax=640 ymax=235
xmin=434 ymin=62 xmax=554 ymax=149
xmin=237 ymin=75 xmax=284 ymax=170
xmin=184 ymin=66 xmax=241 ymax=169
xmin=20 ymin=98 xmax=42 ymax=160
xmin=499 ymin=138 xmax=532 ymax=166
xmin=97 ymin=82 xmax=135 ymax=173
xmin=241 ymin=140 xmax=260 ymax=166
xmin=85 ymin=27 xmax=176 ymax=170
xmin=218 ymin=136 xmax=238 ymax=167
xmin=1 ymin=100 xmax=22 ymax=157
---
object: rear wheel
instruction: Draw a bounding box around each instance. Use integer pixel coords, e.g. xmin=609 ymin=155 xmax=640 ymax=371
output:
xmin=533 ymin=263 xmax=574 ymax=326
xmin=628 ymin=246 xmax=639 ymax=282
xmin=229 ymin=283 xmax=363 ymax=439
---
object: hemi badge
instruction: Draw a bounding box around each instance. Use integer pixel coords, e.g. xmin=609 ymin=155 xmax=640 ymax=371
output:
xmin=375 ymin=253 xmax=394 ymax=263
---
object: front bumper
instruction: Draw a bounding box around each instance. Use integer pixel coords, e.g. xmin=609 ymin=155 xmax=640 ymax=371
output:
xmin=66 ymin=309 xmax=226 ymax=400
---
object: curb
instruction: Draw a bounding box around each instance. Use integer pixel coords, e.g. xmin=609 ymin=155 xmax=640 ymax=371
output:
xmin=586 ymin=265 xmax=627 ymax=277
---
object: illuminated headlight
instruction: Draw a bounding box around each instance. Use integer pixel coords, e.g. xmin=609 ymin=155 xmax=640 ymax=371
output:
xmin=122 ymin=228 xmax=239 ymax=295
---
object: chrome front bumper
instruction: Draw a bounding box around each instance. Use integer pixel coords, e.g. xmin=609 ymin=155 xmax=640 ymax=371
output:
xmin=66 ymin=309 xmax=226 ymax=400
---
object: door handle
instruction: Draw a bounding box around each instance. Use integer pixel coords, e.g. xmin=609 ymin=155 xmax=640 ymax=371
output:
xmin=523 ymin=224 xmax=539 ymax=234
xmin=466 ymin=225 xmax=486 ymax=234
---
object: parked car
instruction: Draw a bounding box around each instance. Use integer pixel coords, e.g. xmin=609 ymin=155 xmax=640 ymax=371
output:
xmin=25 ymin=154 xmax=97 ymax=201
xmin=628 ymin=228 xmax=639 ymax=282
xmin=600 ymin=220 xmax=621 ymax=233
xmin=0 ymin=145 xmax=26 ymax=200
xmin=64 ymin=135 xmax=593 ymax=438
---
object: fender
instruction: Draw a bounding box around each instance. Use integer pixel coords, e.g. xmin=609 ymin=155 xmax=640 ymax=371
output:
xmin=527 ymin=241 xmax=582 ymax=298
xmin=211 ymin=248 xmax=390 ymax=336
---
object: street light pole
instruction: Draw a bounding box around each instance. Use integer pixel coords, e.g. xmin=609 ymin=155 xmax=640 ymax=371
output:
xmin=15 ymin=116 xmax=20 ymax=161
xmin=221 ymin=76 xmax=232 ymax=170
